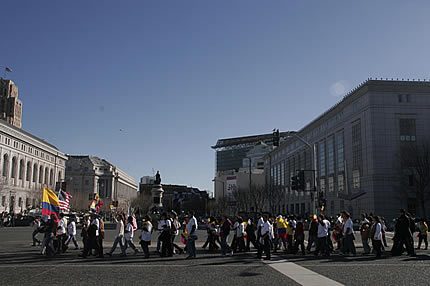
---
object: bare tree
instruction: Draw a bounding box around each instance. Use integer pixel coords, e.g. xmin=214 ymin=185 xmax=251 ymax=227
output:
xmin=247 ymin=183 xmax=268 ymax=213
xmin=131 ymin=193 xmax=152 ymax=215
xmin=399 ymin=141 xmax=430 ymax=218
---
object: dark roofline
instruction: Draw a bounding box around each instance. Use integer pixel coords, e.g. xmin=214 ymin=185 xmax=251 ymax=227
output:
xmin=0 ymin=119 xmax=59 ymax=150
xmin=212 ymin=131 xmax=293 ymax=149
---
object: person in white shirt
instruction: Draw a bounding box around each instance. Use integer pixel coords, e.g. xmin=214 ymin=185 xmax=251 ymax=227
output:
xmin=124 ymin=216 xmax=139 ymax=255
xmin=234 ymin=217 xmax=246 ymax=252
xmin=65 ymin=216 xmax=79 ymax=249
xmin=341 ymin=211 xmax=356 ymax=256
xmin=57 ymin=213 xmax=68 ymax=253
xmin=185 ymin=211 xmax=198 ymax=259
xmin=257 ymin=214 xmax=271 ymax=260
xmin=139 ymin=215 xmax=153 ymax=258
xmin=372 ymin=216 xmax=383 ymax=258
xmin=156 ymin=217 xmax=167 ymax=253
xmin=106 ymin=214 xmax=126 ymax=257
xmin=315 ymin=214 xmax=330 ymax=257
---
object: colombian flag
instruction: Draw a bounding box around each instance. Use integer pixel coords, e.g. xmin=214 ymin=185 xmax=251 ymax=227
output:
xmin=42 ymin=187 xmax=60 ymax=216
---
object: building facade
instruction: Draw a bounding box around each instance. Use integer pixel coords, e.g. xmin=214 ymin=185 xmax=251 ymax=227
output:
xmin=65 ymin=156 xmax=138 ymax=211
xmin=0 ymin=120 xmax=67 ymax=213
xmin=212 ymin=133 xmax=285 ymax=201
xmin=265 ymin=79 xmax=430 ymax=221
xmin=0 ymin=78 xmax=22 ymax=129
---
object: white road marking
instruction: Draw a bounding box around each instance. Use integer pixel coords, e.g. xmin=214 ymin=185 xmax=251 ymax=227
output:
xmin=264 ymin=259 xmax=344 ymax=286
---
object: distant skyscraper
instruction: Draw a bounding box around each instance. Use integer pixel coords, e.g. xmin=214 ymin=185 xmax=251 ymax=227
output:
xmin=0 ymin=78 xmax=22 ymax=128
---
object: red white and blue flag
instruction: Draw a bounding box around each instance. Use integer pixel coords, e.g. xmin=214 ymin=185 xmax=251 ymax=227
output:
xmin=58 ymin=189 xmax=72 ymax=212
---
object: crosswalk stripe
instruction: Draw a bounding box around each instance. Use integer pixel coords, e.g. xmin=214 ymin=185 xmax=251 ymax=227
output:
xmin=264 ymin=259 xmax=344 ymax=286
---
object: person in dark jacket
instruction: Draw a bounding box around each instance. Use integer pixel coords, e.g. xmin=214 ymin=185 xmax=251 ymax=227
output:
xmin=220 ymin=215 xmax=233 ymax=256
xmin=294 ymin=217 xmax=306 ymax=255
xmin=392 ymin=209 xmax=416 ymax=256
xmin=245 ymin=218 xmax=257 ymax=251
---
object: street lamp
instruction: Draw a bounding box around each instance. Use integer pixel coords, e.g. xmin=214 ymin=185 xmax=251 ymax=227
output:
xmin=285 ymin=132 xmax=318 ymax=215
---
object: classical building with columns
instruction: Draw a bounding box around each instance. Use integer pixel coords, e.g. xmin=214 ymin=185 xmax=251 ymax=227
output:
xmin=65 ymin=156 xmax=138 ymax=211
xmin=0 ymin=120 xmax=67 ymax=213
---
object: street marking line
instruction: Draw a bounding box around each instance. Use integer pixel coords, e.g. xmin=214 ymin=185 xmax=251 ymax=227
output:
xmin=297 ymin=263 xmax=430 ymax=267
xmin=264 ymin=259 xmax=344 ymax=286
xmin=0 ymin=264 xmax=263 ymax=268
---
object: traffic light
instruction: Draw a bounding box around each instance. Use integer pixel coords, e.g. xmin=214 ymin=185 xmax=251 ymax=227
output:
xmin=291 ymin=176 xmax=299 ymax=190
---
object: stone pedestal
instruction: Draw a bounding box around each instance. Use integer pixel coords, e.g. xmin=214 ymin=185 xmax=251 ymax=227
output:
xmin=151 ymin=184 xmax=164 ymax=210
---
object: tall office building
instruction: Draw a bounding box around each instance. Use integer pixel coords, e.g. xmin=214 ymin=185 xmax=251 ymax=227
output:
xmin=0 ymin=78 xmax=22 ymax=128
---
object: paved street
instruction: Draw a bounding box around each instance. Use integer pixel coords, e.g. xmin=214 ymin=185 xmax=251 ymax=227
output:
xmin=0 ymin=227 xmax=429 ymax=286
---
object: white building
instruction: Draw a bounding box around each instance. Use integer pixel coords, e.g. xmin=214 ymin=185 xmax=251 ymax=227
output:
xmin=65 ymin=156 xmax=138 ymax=211
xmin=0 ymin=120 xmax=67 ymax=213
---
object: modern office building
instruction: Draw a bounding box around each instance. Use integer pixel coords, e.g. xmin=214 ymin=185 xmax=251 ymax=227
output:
xmin=265 ymin=79 xmax=430 ymax=221
xmin=65 ymin=156 xmax=138 ymax=211
xmin=0 ymin=119 xmax=67 ymax=213
xmin=0 ymin=78 xmax=22 ymax=129
xmin=212 ymin=132 xmax=289 ymax=200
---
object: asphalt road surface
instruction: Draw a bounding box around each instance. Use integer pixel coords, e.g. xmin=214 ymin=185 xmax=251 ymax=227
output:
xmin=0 ymin=227 xmax=429 ymax=286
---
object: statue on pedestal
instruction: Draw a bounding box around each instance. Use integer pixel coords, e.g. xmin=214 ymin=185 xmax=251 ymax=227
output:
xmin=155 ymin=171 xmax=161 ymax=185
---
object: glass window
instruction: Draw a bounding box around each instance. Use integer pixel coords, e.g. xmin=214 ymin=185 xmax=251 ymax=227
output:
xmin=319 ymin=141 xmax=326 ymax=177
xmin=327 ymin=135 xmax=335 ymax=174
xmin=328 ymin=176 xmax=334 ymax=192
xmin=336 ymin=131 xmax=344 ymax=171
xmin=353 ymin=170 xmax=360 ymax=189
xmin=338 ymin=174 xmax=344 ymax=193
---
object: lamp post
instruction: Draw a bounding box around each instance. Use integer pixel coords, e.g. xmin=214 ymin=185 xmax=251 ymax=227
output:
xmin=286 ymin=132 xmax=318 ymax=215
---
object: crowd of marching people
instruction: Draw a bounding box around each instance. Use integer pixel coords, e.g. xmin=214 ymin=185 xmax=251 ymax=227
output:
xmin=30 ymin=208 xmax=428 ymax=260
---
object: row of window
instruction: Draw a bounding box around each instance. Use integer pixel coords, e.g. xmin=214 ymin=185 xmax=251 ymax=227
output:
xmin=0 ymin=153 xmax=62 ymax=186
xmin=0 ymin=134 xmax=58 ymax=164
xmin=1 ymin=195 xmax=39 ymax=209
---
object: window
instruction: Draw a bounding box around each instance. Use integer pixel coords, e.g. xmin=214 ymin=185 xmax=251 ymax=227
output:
xmin=18 ymin=197 xmax=22 ymax=207
xmin=327 ymin=135 xmax=335 ymax=174
xmin=398 ymin=94 xmax=403 ymax=103
xmin=49 ymin=169 xmax=54 ymax=186
xmin=19 ymin=159 xmax=24 ymax=180
xmin=33 ymin=164 xmax=37 ymax=182
xmin=39 ymin=166 xmax=43 ymax=183
xmin=11 ymin=157 xmax=17 ymax=178
xmin=319 ymin=141 xmax=326 ymax=177
xmin=399 ymin=119 xmax=416 ymax=142
xmin=320 ymin=178 xmax=326 ymax=193
xmin=2 ymin=154 xmax=8 ymax=177
xmin=406 ymin=94 xmax=411 ymax=103
xmin=353 ymin=169 xmax=360 ymax=189
xmin=26 ymin=162 xmax=31 ymax=181
xmin=328 ymin=176 xmax=334 ymax=192
xmin=85 ymin=180 xmax=89 ymax=186
xmin=1 ymin=196 xmax=5 ymax=207
xmin=336 ymin=131 xmax=344 ymax=171
xmin=338 ymin=174 xmax=345 ymax=193
xmin=352 ymin=120 xmax=362 ymax=169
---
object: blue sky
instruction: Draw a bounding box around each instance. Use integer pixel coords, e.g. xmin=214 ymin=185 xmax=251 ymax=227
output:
xmin=1 ymin=1 xmax=429 ymax=194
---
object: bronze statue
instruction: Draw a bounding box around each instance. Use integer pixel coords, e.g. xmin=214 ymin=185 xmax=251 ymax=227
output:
xmin=155 ymin=171 xmax=161 ymax=185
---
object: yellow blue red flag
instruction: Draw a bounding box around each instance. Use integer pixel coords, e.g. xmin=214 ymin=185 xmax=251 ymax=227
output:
xmin=42 ymin=187 xmax=60 ymax=216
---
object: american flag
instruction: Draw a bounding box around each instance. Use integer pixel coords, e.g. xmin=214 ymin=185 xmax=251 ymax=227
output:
xmin=58 ymin=189 xmax=72 ymax=212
